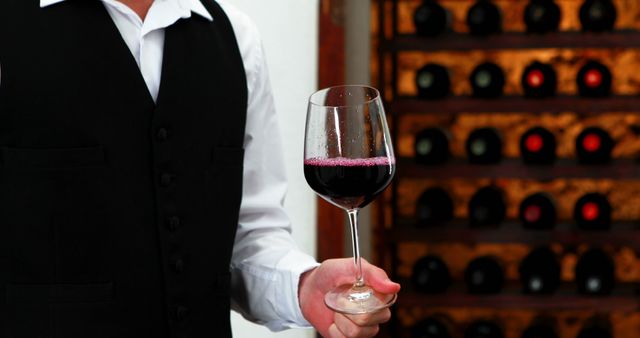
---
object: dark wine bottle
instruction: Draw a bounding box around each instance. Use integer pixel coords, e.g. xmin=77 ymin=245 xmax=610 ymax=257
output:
xmin=519 ymin=192 xmax=557 ymax=230
xmin=580 ymin=0 xmax=617 ymax=32
xmin=466 ymin=0 xmax=502 ymax=36
xmin=416 ymin=63 xmax=451 ymax=99
xmin=524 ymin=0 xmax=561 ymax=34
xmin=575 ymin=127 xmax=614 ymax=164
xmin=414 ymin=0 xmax=450 ymax=37
xmin=519 ymin=246 xmax=561 ymax=294
xmin=522 ymin=320 xmax=558 ymax=338
xmin=416 ymin=187 xmax=454 ymax=227
xmin=415 ymin=128 xmax=450 ymax=165
xmin=465 ymin=320 xmax=504 ymax=338
xmin=574 ymin=192 xmax=611 ymax=230
xmin=468 ymin=186 xmax=506 ymax=227
xmin=412 ymin=255 xmax=451 ymax=293
xmin=577 ymin=320 xmax=613 ymax=338
xmin=520 ymin=126 xmax=557 ymax=164
xmin=411 ymin=316 xmax=453 ymax=338
xmin=577 ymin=60 xmax=612 ymax=97
xmin=464 ymin=256 xmax=504 ymax=294
xmin=522 ymin=61 xmax=557 ymax=98
xmin=470 ymin=62 xmax=505 ymax=98
xmin=466 ymin=128 xmax=502 ymax=164
xmin=575 ymin=248 xmax=615 ymax=295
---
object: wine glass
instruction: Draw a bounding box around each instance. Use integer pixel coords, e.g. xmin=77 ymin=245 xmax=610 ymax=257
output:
xmin=303 ymin=85 xmax=396 ymax=314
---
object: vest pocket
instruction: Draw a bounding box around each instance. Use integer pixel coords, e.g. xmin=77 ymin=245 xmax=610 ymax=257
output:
xmin=5 ymin=282 xmax=115 ymax=338
xmin=1 ymin=145 xmax=107 ymax=170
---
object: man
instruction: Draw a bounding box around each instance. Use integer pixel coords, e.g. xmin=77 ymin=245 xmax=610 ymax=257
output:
xmin=0 ymin=0 xmax=400 ymax=337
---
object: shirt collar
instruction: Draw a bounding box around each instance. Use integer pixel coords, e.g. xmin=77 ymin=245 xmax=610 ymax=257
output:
xmin=39 ymin=0 xmax=214 ymax=21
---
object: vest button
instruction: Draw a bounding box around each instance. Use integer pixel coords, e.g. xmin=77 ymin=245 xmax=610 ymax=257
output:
xmin=167 ymin=216 xmax=181 ymax=231
xmin=156 ymin=128 xmax=169 ymax=141
xmin=172 ymin=257 xmax=185 ymax=273
xmin=175 ymin=305 xmax=188 ymax=321
xmin=160 ymin=173 xmax=174 ymax=187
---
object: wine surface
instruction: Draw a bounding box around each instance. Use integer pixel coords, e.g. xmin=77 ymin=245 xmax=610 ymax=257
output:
xmin=304 ymin=157 xmax=395 ymax=210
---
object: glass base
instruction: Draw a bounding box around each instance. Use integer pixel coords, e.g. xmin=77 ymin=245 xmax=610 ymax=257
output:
xmin=324 ymin=283 xmax=397 ymax=315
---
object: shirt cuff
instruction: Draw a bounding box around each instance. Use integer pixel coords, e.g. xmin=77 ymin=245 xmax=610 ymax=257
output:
xmin=273 ymin=249 xmax=320 ymax=330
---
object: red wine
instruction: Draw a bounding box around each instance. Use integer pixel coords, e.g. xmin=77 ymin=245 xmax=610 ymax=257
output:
xmin=575 ymin=127 xmax=614 ymax=164
xmin=577 ymin=321 xmax=612 ymax=338
xmin=574 ymin=193 xmax=611 ymax=230
xmin=522 ymin=61 xmax=557 ymax=98
xmin=412 ymin=255 xmax=451 ymax=294
xmin=416 ymin=187 xmax=454 ymax=227
xmin=464 ymin=256 xmax=504 ymax=294
xmin=466 ymin=128 xmax=503 ymax=164
xmin=465 ymin=320 xmax=504 ymax=338
xmin=466 ymin=0 xmax=502 ymax=36
xmin=416 ymin=63 xmax=451 ymax=99
xmin=522 ymin=321 xmax=558 ymax=338
xmin=519 ymin=246 xmax=561 ymax=294
xmin=304 ymin=157 xmax=394 ymax=210
xmin=415 ymin=128 xmax=450 ymax=165
xmin=470 ymin=62 xmax=505 ymax=98
xmin=580 ymin=0 xmax=617 ymax=32
xmin=520 ymin=126 xmax=557 ymax=164
xmin=519 ymin=193 xmax=557 ymax=230
xmin=577 ymin=60 xmax=612 ymax=97
xmin=414 ymin=0 xmax=450 ymax=37
xmin=411 ymin=317 xmax=453 ymax=338
xmin=575 ymin=248 xmax=615 ymax=295
xmin=468 ymin=186 xmax=506 ymax=227
xmin=524 ymin=0 xmax=561 ymax=34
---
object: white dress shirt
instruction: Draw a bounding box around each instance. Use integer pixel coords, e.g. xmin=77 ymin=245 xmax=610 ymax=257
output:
xmin=31 ymin=0 xmax=321 ymax=331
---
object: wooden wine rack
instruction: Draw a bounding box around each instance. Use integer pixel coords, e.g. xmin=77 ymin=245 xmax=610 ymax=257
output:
xmin=374 ymin=0 xmax=640 ymax=337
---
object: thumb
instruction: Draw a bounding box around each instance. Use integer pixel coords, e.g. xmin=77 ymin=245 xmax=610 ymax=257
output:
xmin=363 ymin=260 xmax=401 ymax=294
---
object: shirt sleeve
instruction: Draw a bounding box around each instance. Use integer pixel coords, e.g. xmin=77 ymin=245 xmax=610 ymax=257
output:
xmin=218 ymin=1 xmax=320 ymax=331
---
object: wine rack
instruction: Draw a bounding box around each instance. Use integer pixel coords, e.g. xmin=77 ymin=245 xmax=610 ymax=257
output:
xmin=374 ymin=0 xmax=640 ymax=337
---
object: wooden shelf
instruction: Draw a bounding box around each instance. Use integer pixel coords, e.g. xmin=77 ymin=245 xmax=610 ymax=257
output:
xmin=397 ymin=283 xmax=640 ymax=311
xmin=382 ymin=31 xmax=640 ymax=52
xmin=388 ymin=220 xmax=640 ymax=249
xmin=397 ymin=158 xmax=640 ymax=180
xmin=390 ymin=96 xmax=640 ymax=114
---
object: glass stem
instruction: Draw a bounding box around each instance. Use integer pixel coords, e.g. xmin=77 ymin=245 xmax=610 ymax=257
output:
xmin=347 ymin=209 xmax=364 ymax=288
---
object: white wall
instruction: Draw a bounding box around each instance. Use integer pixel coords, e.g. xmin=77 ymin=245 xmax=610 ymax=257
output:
xmin=227 ymin=1 xmax=319 ymax=338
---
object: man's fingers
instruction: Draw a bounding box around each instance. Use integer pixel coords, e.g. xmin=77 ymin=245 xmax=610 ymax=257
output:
xmin=328 ymin=324 xmax=346 ymax=338
xmin=345 ymin=308 xmax=392 ymax=327
xmin=334 ymin=313 xmax=380 ymax=338
xmin=362 ymin=260 xmax=401 ymax=294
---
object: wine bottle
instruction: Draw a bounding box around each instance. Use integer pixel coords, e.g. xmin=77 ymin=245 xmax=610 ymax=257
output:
xmin=466 ymin=128 xmax=502 ymax=164
xmin=466 ymin=0 xmax=502 ymax=36
xmin=416 ymin=63 xmax=451 ymax=99
xmin=522 ymin=321 xmax=558 ymax=338
xmin=468 ymin=186 xmax=506 ymax=227
xmin=464 ymin=256 xmax=504 ymax=294
xmin=519 ymin=246 xmax=561 ymax=294
xmin=416 ymin=187 xmax=454 ymax=227
xmin=575 ymin=248 xmax=615 ymax=295
xmin=524 ymin=0 xmax=561 ymax=34
xmin=522 ymin=61 xmax=557 ymax=98
xmin=577 ymin=60 xmax=612 ymax=97
xmin=415 ymin=128 xmax=450 ymax=165
xmin=414 ymin=0 xmax=450 ymax=37
xmin=574 ymin=192 xmax=611 ymax=230
xmin=412 ymin=255 xmax=451 ymax=293
xmin=519 ymin=192 xmax=557 ymax=230
xmin=575 ymin=127 xmax=614 ymax=164
xmin=580 ymin=0 xmax=617 ymax=32
xmin=520 ymin=126 xmax=557 ymax=164
xmin=465 ymin=320 xmax=504 ymax=338
xmin=470 ymin=62 xmax=505 ymax=98
xmin=411 ymin=316 xmax=453 ymax=338
xmin=577 ymin=320 xmax=613 ymax=338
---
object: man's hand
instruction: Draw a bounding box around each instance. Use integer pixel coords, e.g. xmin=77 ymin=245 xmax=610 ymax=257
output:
xmin=298 ymin=258 xmax=401 ymax=338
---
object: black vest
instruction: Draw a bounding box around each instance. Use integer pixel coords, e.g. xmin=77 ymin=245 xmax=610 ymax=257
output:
xmin=0 ymin=0 xmax=247 ymax=337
